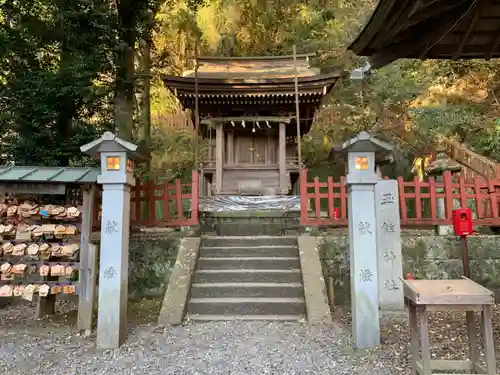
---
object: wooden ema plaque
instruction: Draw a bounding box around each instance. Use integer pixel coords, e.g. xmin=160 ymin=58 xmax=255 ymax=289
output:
xmin=0 ymin=201 xmax=83 ymax=312
xmin=403 ymin=277 xmax=496 ymax=375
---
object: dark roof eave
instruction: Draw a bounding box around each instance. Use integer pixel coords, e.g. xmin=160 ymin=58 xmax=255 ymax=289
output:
xmin=162 ymin=72 xmax=340 ymax=86
xmin=348 ymin=0 xmax=396 ymax=55
xmin=162 ymin=75 xmax=339 ymax=99
xmin=349 ymin=0 xmax=490 ymax=67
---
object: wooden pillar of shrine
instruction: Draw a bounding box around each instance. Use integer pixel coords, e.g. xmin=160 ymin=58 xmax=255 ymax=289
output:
xmin=227 ymin=130 xmax=234 ymax=165
xmin=215 ymin=122 xmax=223 ymax=193
xmin=279 ymin=122 xmax=287 ymax=194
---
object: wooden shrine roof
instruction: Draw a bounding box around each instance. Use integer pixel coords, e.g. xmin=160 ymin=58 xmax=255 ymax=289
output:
xmin=182 ymin=55 xmax=321 ymax=79
xmin=163 ymin=55 xmax=339 ymax=134
xmin=162 ymin=55 xmax=339 ymax=101
xmin=349 ymin=0 xmax=500 ymax=68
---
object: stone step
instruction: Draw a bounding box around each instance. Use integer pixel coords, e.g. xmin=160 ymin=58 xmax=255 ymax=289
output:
xmin=199 ymin=246 xmax=299 ymax=258
xmin=186 ymin=314 xmax=305 ymax=322
xmin=202 ymin=236 xmax=297 ymax=247
xmin=190 ymin=282 xmax=304 ymax=298
xmin=187 ymin=297 xmax=306 ymax=315
xmin=193 ymin=269 xmax=302 ymax=283
xmin=197 ymin=257 xmax=300 ymax=270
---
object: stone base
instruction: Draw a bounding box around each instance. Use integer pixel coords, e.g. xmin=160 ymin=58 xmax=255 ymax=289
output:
xmin=158 ymin=238 xmax=201 ymax=325
xmin=436 ymin=225 xmax=454 ymax=236
xmin=380 ymin=308 xmax=407 ymax=317
xmin=200 ymin=210 xmax=300 ymax=236
xmin=298 ymin=236 xmax=333 ymax=326
xmin=199 ymin=195 xmax=301 ymax=212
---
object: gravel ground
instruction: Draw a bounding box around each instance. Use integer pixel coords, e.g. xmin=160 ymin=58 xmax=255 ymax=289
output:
xmin=335 ymin=304 xmax=500 ymax=374
xmin=0 ymin=299 xmax=394 ymax=375
xmin=0 ymin=299 xmax=498 ymax=375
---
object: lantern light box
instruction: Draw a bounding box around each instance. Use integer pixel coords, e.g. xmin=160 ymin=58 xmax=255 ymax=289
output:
xmin=105 ymin=156 xmax=134 ymax=174
xmin=355 ymin=156 xmax=369 ymax=171
xmin=106 ymin=156 xmax=121 ymax=171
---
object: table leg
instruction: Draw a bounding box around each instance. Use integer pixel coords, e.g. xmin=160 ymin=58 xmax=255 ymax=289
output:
xmin=419 ymin=306 xmax=432 ymax=375
xmin=481 ymin=305 xmax=496 ymax=375
xmin=409 ymin=302 xmax=420 ymax=375
xmin=466 ymin=311 xmax=478 ymax=368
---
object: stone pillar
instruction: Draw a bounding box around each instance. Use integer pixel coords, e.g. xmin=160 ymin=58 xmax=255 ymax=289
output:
xmin=279 ymin=122 xmax=287 ymax=194
xmin=425 ymin=153 xmax=462 ymax=236
xmin=340 ymin=131 xmax=393 ymax=349
xmin=80 ymin=131 xmax=147 ymax=349
xmin=435 ymin=175 xmax=453 ymax=235
xmin=348 ymin=183 xmax=380 ymax=348
xmin=98 ymin=183 xmax=131 ymax=347
xmin=375 ymin=180 xmax=404 ymax=311
xmin=215 ymin=122 xmax=223 ymax=194
xmin=198 ymin=170 xmax=205 ymax=197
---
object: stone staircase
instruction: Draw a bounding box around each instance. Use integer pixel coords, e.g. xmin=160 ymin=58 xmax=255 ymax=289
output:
xmin=186 ymin=236 xmax=306 ymax=321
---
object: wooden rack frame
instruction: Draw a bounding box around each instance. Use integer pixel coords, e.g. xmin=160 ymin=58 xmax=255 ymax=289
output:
xmin=0 ymin=181 xmax=97 ymax=333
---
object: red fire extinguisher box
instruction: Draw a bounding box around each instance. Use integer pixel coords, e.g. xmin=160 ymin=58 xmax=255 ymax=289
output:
xmin=452 ymin=208 xmax=473 ymax=236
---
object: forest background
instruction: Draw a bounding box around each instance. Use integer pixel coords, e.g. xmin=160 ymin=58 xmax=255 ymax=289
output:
xmin=2 ymin=0 xmax=500 ymax=181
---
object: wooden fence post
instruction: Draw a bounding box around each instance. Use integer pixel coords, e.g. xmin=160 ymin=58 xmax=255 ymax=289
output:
xmin=340 ymin=176 xmax=346 ymax=221
xmin=443 ymin=171 xmax=454 ymax=223
xmin=163 ymin=180 xmax=169 ymax=222
xmin=175 ymin=179 xmax=183 ymax=219
xmin=397 ymin=177 xmax=407 ymax=224
xmin=327 ymin=176 xmax=334 ymax=223
xmin=299 ymin=169 xmax=309 ymax=225
xmin=147 ymin=180 xmax=156 ymax=224
xmin=191 ymin=170 xmax=199 ymax=224
xmin=134 ymin=183 xmax=141 ymax=224
xmin=313 ymin=177 xmax=321 ymax=220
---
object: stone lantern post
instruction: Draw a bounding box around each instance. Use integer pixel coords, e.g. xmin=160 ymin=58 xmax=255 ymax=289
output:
xmin=426 ymin=151 xmax=462 ymax=235
xmin=340 ymin=131 xmax=393 ymax=348
xmin=375 ymin=154 xmax=393 ymax=179
xmin=81 ymin=132 xmax=147 ymax=349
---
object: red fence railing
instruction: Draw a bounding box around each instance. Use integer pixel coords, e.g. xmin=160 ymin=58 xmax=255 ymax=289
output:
xmin=93 ymin=170 xmax=199 ymax=228
xmin=299 ymin=169 xmax=500 ymax=227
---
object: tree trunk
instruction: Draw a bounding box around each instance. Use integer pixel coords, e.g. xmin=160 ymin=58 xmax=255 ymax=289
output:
xmin=115 ymin=4 xmax=137 ymax=141
xmin=137 ymin=36 xmax=152 ymax=170
xmin=55 ymin=0 xmax=76 ymax=166
xmin=138 ymin=37 xmax=151 ymax=148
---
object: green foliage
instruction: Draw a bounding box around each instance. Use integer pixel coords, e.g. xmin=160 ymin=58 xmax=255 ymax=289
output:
xmin=149 ymin=123 xmax=206 ymax=181
xmin=0 ymin=0 xmax=116 ymax=166
xmin=3 ymin=0 xmax=500 ymax=175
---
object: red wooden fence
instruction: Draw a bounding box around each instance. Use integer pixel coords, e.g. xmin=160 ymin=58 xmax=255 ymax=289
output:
xmin=93 ymin=170 xmax=199 ymax=228
xmin=299 ymin=168 xmax=500 ymax=227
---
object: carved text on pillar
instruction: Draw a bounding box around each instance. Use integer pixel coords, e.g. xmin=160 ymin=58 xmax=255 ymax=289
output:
xmin=103 ymin=266 xmax=117 ymax=280
xmin=360 ymin=269 xmax=374 ymax=282
xmin=383 ymin=250 xmax=396 ymax=262
xmin=380 ymin=192 xmax=395 ymax=205
xmin=384 ymin=279 xmax=400 ymax=291
xmin=105 ymin=220 xmax=119 ymax=235
xmin=381 ymin=221 xmax=396 ymax=234
xmin=358 ymin=222 xmax=372 ymax=235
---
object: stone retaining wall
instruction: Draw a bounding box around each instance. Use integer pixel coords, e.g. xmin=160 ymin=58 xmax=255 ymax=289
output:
xmin=89 ymin=227 xmax=500 ymax=302
xmin=319 ymin=234 xmax=500 ymax=305
xmin=91 ymin=228 xmax=195 ymax=299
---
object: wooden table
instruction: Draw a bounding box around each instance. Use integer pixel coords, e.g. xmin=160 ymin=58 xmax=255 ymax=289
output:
xmin=403 ymin=278 xmax=497 ymax=375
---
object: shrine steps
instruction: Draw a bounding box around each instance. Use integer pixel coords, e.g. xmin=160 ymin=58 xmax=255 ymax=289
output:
xmin=186 ymin=314 xmax=303 ymax=321
xmin=202 ymin=236 xmax=297 ymax=247
xmin=186 ymin=236 xmax=306 ymax=321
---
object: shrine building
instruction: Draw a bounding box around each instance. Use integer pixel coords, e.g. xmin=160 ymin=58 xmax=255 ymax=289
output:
xmin=162 ymin=55 xmax=339 ymax=197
